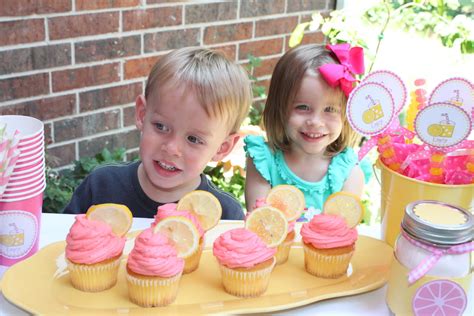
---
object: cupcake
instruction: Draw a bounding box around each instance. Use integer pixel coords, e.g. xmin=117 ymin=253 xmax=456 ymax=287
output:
xmin=213 ymin=228 xmax=276 ymax=297
xmin=126 ymin=227 xmax=184 ymax=307
xmin=252 ymin=198 xmax=294 ymax=265
xmin=65 ymin=214 xmax=126 ymax=292
xmin=275 ymin=220 xmax=296 ymax=264
xmin=300 ymin=214 xmax=358 ymax=278
xmin=154 ymin=203 xmax=205 ymax=274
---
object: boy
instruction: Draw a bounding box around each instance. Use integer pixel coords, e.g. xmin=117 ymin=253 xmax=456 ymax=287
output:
xmin=64 ymin=47 xmax=252 ymax=219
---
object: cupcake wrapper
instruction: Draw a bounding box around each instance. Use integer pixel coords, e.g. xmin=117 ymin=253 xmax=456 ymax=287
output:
xmin=275 ymin=238 xmax=294 ymax=265
xmin=183 ymin=237 xmax=204 ymax=274
xmin=219 ymin=257 xmax=275 ymax=297
xmin=67 ymin=257 xmax=121 ymax=292
xmin=303 ymin=243 xmax=354 ymax=278
xmin=126 ymin=271 xmax=182 ymax=307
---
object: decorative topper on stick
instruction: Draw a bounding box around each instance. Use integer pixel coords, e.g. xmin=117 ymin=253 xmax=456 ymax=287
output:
xmin=429 ymin=77 xmax=473 ymax=120
xmin=362 ymin=70 xmax=407 ymax=115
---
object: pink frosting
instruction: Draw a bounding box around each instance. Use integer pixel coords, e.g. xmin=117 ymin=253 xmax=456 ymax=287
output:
xmin=301 ymin=214 xmax=358 ymax=249
xmin=213 ymin=228 xmax=276 ymax=269
xmin=127 ymin=227 xmax=184 ymax=277
xmin=153 ymin=203 xmax=204 ymax=237
xmin=66 ymin=214 xmax=126 ymax=264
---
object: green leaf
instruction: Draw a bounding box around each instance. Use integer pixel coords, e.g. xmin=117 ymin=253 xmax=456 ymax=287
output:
xmin=289 ymin=22 xmax=310 ymax=48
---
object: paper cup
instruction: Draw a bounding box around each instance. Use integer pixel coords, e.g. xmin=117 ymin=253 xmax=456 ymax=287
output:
xmin=11 ymin=159 xmax=45 ymax=176
xmin=13 ymin=156 xmax=44 ymax=172
xmin=16 ymin=149 xmax=44 ymax=165
xmin=0 ymin=184 xmax=45 ymax=202
xmin=4 ymin=174 xmax=45 ymax=192
xmin=1 ymin=179 xmax=46 ymax=198
xmin=18 ymin=133 xmax=44 ymax=148
xmin=9 ymin=167 xmax=44 ymax=182
xmin=0 ymin=116 xmax=44 ymax=142
xmin=0 ymin=192 xmax=43 ymax=266
xmin=18 ymin=141 xmax=44 ymax=156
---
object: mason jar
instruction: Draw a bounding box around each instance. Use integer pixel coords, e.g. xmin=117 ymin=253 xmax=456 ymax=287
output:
xmin=386 ymin=200 xmax=473 ymax=316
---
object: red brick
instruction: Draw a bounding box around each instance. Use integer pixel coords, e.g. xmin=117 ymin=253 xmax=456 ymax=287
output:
xmin=80 ymin=82 xmax=142 ymax=112
xmin=123 ymin=105 xmax=136 ymax=127
xmin=124 ymin=55 xmax=161 ymax=80
xmin=44 ymin=123 xmax=52 ymax=145
xmin=75 ymin=36 xmax=141 ymax=63
xmin=0 ymin=44 xmax=71 ymax=75
xmin=253 ymin=57 xmax=280 ymax=78
xmin=255 ymin=16 xmax=298 ymax=37
xmin=49 ymin=12 xmax=119 ymax=40
xmin=46 ymin=143 xmax=76 ymax=168
xmin=144 ymin=29 xmax=200 ymax=53
xmin=76 ymin=0 xmax=140 ymax=10
xmin=79 ymin=129 xmax=140 ymax=158
xmin=239 ymin=38 xmax=283 ymax=60
xmin=0 ymin=73 xmax=49 ymax=102
xmin=209 ymin=44 xmax=237 ymax=61
xmin=204 ymin=22 xmax=253 ymax=45
xmin=185 ymin=2 xmax=237 ymax=24
xmin=0 ymin=0 xmax=71 ymax=16
xmin=123 ymin=7 xmax=182 ymax=31
xmin=0 ymin=95 xmax=75 ymax=120
xmin=52 ymin=63 xmax=120 ymax=92
xmin=287 ymin=0 xmax=326 ymax=13
xmin=54 ymin=110 xmax=120 ymax=142
xmin=285 ymin=31 xmax=326 ymax=50
xmin=240 ymin=0 xmax=284 ymax=18
xmin=0 ymin=19 xmax=45 ymax=46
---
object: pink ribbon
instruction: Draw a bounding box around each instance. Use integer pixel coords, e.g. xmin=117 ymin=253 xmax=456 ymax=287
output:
xmin=319 ymin=43 xmax=365 ymax=96
xmin=401 ymin=230 xmax=474 ymax=285
xmin=358 ymin=120 xmax=414 ymax=161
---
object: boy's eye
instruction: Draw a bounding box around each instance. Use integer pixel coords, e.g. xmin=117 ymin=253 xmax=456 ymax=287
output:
xmin=295 ymin=104 xmax=310 ymax=111
xmin=155 ymin=122 xmax=170 ymax=132
xmin=324 ymin=106 xmax=340 ymax=113
xmin=187 ymin=135 xmax=204 ymax=145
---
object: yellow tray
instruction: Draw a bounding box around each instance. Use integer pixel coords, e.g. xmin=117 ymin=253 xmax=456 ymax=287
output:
xmin=0 ymin=234 xmax=391 ymax=314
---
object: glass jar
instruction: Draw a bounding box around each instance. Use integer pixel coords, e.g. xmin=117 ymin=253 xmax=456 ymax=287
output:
xmin=386 ymin=200 xmax=473 ymax=316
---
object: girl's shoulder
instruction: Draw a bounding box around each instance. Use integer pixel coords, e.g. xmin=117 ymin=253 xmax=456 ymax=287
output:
xmin=244 ymin=135 xmax=276 ymax=183
xmin=327 ymin=147 xmax=359 ymax=192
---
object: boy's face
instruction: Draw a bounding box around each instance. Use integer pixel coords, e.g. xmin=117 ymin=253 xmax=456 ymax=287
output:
xmin=135 ymin=82 xmax=239 ymax=199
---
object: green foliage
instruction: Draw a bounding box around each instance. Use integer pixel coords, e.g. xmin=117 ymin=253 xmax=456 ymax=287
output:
xmin=245 ymin=54 xmax=267 ymax=126
xmin=204 ymin=164 xmax=246 ymax=208
xmin=43 ymin=148 xmax=128 ymax=213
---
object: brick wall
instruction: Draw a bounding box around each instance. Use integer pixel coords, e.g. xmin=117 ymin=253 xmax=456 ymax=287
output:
xmin=0 ymin=0 xmax=335 ymax=168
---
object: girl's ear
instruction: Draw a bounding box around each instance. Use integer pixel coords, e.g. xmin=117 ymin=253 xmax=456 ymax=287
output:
xmin=212 ymin=134 xmax=240 ymax=162
xmin=135 ymin=95 xmax=147 ymax=132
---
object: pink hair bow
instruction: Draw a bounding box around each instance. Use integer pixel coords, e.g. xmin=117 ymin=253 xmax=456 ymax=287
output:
xmin=319 ymin=43 xmax=365 ymax=96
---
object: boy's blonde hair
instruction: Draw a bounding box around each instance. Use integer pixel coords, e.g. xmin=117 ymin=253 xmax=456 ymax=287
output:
xmin=145 ymin=47 xmax=252 ymax=134
xmin=263 ymin=44 xmax=358 ymax=157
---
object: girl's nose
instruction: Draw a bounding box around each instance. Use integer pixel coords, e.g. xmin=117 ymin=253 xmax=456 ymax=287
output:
xmin=306 ymin=113 xmax=323 ymax=127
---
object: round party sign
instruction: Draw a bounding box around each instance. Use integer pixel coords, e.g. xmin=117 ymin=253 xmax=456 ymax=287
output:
xmin=362 ymin=70 xmax=407 ymax=114
xmin=429 ymin=77 xmax=473 ymax=111
xmin=347 ymin=82 xmax=395 ymax=136
xmin=414 ymin=103 xmax=471 ymax=148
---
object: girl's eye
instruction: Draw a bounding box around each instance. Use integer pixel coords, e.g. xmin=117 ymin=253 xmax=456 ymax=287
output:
xmin=155 ymin=122 xmax=170 ymax=132
xmin=187 ymin=135 xmax=204 ymax=145
xmin=295 ymin=104 xmax=310 ymax=111
xmin=324 ymin=106 xmax=340 ymax=113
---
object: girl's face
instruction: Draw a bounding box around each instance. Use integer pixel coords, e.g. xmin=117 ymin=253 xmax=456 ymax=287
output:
xmin=285 ymin=74 xmax=343 ymax=157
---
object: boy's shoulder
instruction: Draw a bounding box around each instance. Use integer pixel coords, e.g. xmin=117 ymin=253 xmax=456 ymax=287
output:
xmin=88 ymin=161 xmax=139 ymax=179
xmin=198 ymin=174 xmax=244 ymax=220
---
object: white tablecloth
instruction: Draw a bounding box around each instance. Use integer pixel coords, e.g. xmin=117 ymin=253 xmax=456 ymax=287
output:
xmin=1 ymin=213 xmax=391 ymax=315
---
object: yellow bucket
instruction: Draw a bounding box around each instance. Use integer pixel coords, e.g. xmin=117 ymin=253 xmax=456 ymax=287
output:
xmin=375 ymin=159 xmax=474 ymax=247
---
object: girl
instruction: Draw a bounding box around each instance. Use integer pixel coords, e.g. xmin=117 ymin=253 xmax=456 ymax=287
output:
xmin=244 ymin=43 xmax=365 ymax=216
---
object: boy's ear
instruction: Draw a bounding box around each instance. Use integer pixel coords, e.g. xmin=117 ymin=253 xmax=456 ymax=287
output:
xmin=135 ymin=95 xmax=147 ymax=132
xmin=212 ymin=133 xmax=240 ymax=162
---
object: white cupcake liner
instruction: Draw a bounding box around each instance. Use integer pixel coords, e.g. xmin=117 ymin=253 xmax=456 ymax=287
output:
xmin=275 ymin=236 xmax=294 ymax=265
xmin=67 ymin=257 xmax=121 ymax=292
xmin=126 ymin=271 xmax=182 ymax=307
xmin=303 ymin=243 xmax=354 ymax=278
xmin=219 ymin=257 xmax=276 ymax=297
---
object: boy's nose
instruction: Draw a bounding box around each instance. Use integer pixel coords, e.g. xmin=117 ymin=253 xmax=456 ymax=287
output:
xmin=161 ymin=139 xmax=182 ymax=157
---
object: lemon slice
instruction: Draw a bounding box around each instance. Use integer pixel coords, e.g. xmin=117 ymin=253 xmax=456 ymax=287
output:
xmin=86 ymin=203 xmax=133 ymax=236
xmin=245 ymin=206 xmax=288 ymax=247
xmin=266 ymin=185 xmax=305 ymax=221
xmin=153 ymin=216 xmax=199 ymax=258
xmin=323 ymin=192 xmax=364 ymax=228
xmin=176 ymin=190 xmax=222 ymax=231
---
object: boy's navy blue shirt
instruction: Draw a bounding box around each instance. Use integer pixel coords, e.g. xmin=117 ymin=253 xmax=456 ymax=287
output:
xmin=63 ymin=161 xmax=244 ymax=220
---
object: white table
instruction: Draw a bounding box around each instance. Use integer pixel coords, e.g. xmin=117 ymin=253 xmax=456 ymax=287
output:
xmin=0 ymin=213 xmax=391 ymax=315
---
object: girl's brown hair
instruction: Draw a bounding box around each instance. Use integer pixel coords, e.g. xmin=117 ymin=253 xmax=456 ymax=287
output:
xmin=263 ymin=44 xmax=358 ymax=156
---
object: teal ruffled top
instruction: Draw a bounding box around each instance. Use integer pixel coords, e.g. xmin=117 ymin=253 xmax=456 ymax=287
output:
xmin=244 ymin=135 xmax=363 ymax=213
